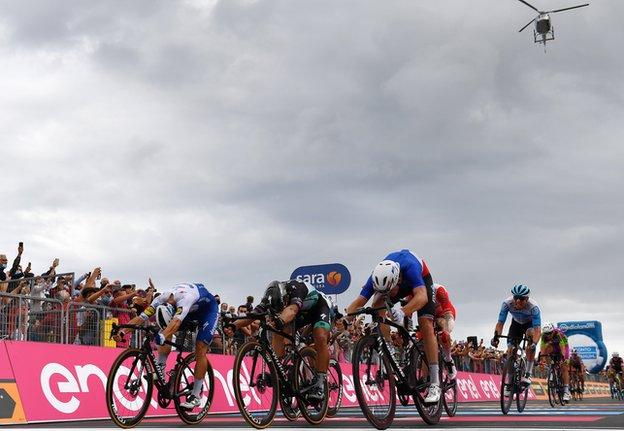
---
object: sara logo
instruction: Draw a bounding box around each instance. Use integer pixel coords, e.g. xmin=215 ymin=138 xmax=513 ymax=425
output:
xmin=291 ymin=263 xmax=351 ymax=295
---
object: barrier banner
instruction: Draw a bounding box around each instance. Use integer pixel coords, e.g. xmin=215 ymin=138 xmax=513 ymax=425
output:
xmin=0 ymin=341 xmax=27 ymax=424
xmin=4 ymin=341 xmax=535 ymax=424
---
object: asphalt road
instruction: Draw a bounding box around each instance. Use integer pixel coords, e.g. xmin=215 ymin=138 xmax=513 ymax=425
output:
xmin=9 ymin=398 xmax=624 ymax=430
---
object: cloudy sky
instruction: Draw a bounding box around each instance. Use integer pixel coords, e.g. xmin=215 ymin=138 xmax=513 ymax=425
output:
xmin=1 ymin=0 xmax=622 ymax=354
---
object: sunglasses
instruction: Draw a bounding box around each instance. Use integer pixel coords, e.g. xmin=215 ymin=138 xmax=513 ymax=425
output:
xmin=513 ymin=295 xmax=529 ymax=301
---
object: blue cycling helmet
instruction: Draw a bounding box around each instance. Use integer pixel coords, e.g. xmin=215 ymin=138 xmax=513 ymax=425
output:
xmin=511 ymin=284 xmax=530 ymax=297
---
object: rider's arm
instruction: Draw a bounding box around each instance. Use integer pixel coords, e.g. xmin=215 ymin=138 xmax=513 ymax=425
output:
xmin=162 ymin=317 xmax=182 ymax=339
xmin=279 ymin=304 xmax=299 ymax=325
xmin=345 ymin=295 xmax=368 ymax=320
xmin=401 ymin=286 xmax=426 ymax=315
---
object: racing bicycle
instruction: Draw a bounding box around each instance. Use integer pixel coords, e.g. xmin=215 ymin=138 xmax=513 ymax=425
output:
xmin=106 ymin=323 xmax=214 ymax=428
xmin=495 ymin=334 xmax=532 ymax=414
xmin=231 ymin=312 xmax=329 ymax=429
xmin=349 ymin=306 xmax=442 ymax=429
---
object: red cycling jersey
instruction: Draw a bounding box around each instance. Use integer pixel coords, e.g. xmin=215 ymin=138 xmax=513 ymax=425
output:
xmin=434 ymin=284 xmax=456 ymax=319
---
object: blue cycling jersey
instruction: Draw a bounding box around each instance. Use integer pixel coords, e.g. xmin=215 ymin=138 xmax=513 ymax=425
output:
xmin=498 ymin=296 xmax=541 ymax=327
xmin=360 ymin=249 xmax=431 ymax=300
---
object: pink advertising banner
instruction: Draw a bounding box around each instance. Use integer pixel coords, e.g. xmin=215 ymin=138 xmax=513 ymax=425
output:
xmin=0 ymin=341 xmax=14 ymax=380
xmin=3 ymin=341 xmax=534 ymax=423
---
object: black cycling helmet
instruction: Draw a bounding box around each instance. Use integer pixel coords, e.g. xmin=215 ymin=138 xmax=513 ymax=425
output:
xmin=262 ymin=280 xmax=285 ymax=312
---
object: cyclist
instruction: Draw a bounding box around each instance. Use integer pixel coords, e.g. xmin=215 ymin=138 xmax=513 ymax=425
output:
xmin=539 ymin=322 xmax=571 ymax=401
xmin=345 ymin=249 xmax=440 ymax=403
xmin=433 ymin=284 xmax=458 ymax=380
xmin=568 ymin=349 xmax=586 ymax=393
xmin=491 ymin=284 xmax=541 ymax=387
xmin=114 ymin=282 xmax=218 ymax=409
xmin=610 ymin=352 xmax=623 ymax=384
xmin=234 ymin=279 xmax=333 ymax=400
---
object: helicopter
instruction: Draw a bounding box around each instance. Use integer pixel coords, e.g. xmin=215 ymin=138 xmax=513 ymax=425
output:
xmin=516 ymin=0 xmax=589 ymax=47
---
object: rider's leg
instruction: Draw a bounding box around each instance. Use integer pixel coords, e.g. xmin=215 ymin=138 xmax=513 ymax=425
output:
xmin=419 ymin=316 xmax=439 ymax=385
xmin=313 ymin=326 xmax=330 ymax=373
xmin=437 ymin=314 xmax=457 ymax=379
xmin=157 ymin=344 xmax=173 ymax=368
xmin=524 ymin=327 xmax=538 ymax=378
xmin=191 ymin=340 xmax=209 ymax=397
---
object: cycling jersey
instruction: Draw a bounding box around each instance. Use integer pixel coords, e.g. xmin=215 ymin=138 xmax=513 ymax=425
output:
xmin=610 ymin=357 xmax=623 ymax=372
xmin=360 ymin=249 xmax=436 ymax=319
xmin=142 ymin=283 xmax=218 ymax=344
xmin=255 ymin=280 xmax=332 ymax=330
xmin=433 ymin=284 xmax=456 ymax=319
xmin=498 ymin=296 xmax=541 ymax=327
xmin=540 ymin=328 xmax=569 ymax=359
xmin=569 ymin=355 xmax=583 ymax=370
xmin=360 ymin=249 xmax=432 ymax=300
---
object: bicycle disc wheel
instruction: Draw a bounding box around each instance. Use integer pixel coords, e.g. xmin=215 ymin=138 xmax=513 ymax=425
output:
xmin=500 ymin=356 xmax=515 ymax=414
xmin=233 ymin=341 xmax=279 ymax=429
xmin=106 ymin=349 xmax=153 ymax=428
xmin=516 ymin=358 xmax=529 ymax=412
xmin=411 ymin=348 xmax=442 ymax=425
xmin=441 ymin=361 xmax=457 ymax=417
xmin=352 ymin=335 xmax=396 ymax=430
xmin=293 ymin=346 xmax=329 ymax=425
xmin=173 ymin=353 xmax=214 ymax=424
xmin=327 ymin=359 xmax=343 ymax=418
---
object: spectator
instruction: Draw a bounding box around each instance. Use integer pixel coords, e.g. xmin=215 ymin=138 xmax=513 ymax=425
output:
xmin=245 ymin=295 xmax=254 ymax=311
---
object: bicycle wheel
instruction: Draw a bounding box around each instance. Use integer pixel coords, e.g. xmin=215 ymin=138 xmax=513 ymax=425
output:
xmin=516 ymin=358 xmax=529 ymax=412
xmin=411 ymin=348 xmax=442 ymax=425
xmin=441 ymin=360 xmax=457 ymax=417
xmin=106 ymin=349 xmax=153 ymax=428
xmin=327 ymin=359 xmax=343 ymax=417
xmin=500 ymin=355 xmax=515 ymax=414
xmin=293 ymin=346 xmax=329 ymax=425
xmin=352 ymin=335 xmax=396 ymax=430
xmin=173 ymin=353 xmax=214 ymax=424
xmin=232 ymin=341 xmax=279 ymax=429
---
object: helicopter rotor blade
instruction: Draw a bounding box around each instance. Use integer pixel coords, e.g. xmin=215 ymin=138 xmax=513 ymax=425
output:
xmin=516 ymin=0 xmax=540 ymax=12
xmin=548 ymin=4 xmax=589 ymax=14
xmin=518 ymin=18 xmax=536 ymax=32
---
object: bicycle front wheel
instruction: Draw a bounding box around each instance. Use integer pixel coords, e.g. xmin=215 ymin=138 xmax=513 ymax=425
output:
xmin=516 ymin=358 xmax=529 ymax=412
xmin=327 ymin=359 xmax=343 ymax=418
xmin=233 ymin=341 xmax=279 ymax=429
xmin=441 ymin=361 xmax=457 ymax=417
xmin=500 ymin=355 xmax=515 ymax=414
xmin=352 ymin=335 xmax=396 ymax=430
xmin=173 ymin=353 xmax=214 ymax=424
xmin=547 ymin=366 xmax=560 ymax=407
xmin=106 ymin=349 xmax=153 ymax=429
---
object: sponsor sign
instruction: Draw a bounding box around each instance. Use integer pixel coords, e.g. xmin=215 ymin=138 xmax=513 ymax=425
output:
xmin=0 ymin=342 xmax=26 ymax=424
xmin=291 ymin=263 xmax=351 ymax=295
xmin=557 ymin=320 xmax=608 ymax=373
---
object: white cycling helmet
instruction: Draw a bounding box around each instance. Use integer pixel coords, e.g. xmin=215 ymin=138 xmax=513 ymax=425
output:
xmin=613 ymin=352 xmax=620 ymax=358
xmin=542 ymin=322 xmax=555 ymax=334
xmin=156 ymin=303 xmax=176 ymax=330
xmin=372 ymin=260 xmax=400 ymax=294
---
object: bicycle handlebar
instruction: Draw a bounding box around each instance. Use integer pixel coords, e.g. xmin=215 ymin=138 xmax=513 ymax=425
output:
xmin=347 ymin=306 xmax=387 ymax=317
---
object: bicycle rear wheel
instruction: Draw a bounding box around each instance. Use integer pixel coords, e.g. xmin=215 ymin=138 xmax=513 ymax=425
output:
xmin=294 ymin=346 xmax=329 ymax=424
xmin=173 ymin=353 xmax=214 ymax=424
xmin=516 ymin=358 xmax=529 ymax=412
xmin=232 ymin=341 xmax=279 ymax=429
xmin=327 ymin=359 xmax=343 ymax=417
xmin=441 ymin=360 xmax=457 ymax=417
xmin=106 ymin=349 xmax=153 ymax=428
xmin=411 ymin=348 xmax=442 ymax=424
xmin=500 ymin=355 xmax=515 ymax=414
xmin=352 ymin=335 xmax=396 ymax=430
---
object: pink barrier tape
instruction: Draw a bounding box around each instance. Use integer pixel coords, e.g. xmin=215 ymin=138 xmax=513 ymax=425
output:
xmin=3 ymin=341 xmax=534 ymax=423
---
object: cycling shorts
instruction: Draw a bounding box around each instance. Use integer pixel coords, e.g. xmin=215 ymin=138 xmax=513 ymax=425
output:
xmin=185 ymin=298 xmax=219 ymax=345
xmin=507 ymin=319 xmax=532 ymax=346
